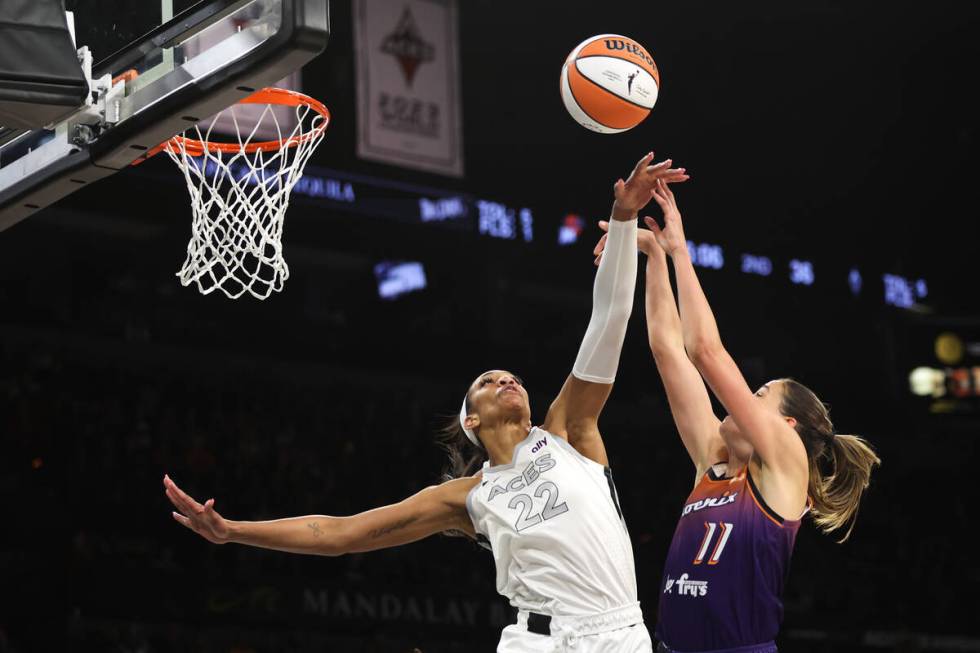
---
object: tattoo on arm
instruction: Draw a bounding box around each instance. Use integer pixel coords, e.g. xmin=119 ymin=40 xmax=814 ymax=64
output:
xmin=368 ymin=517 xmax=416 ymax=539
xmin=308 ymin=522 xmax=323 ymax=538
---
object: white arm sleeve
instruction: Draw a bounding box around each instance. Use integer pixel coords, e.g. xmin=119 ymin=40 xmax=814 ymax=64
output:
xmin=572 ymin=218 xmax=638 ymax=384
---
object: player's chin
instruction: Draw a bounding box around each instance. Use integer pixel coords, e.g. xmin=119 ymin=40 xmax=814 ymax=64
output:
xmin=499 ymin=391 xmax=526 ymax=409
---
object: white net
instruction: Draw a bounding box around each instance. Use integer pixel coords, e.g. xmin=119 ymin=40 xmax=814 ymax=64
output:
xmin=165 ymin=95 xmax=327 ymax=299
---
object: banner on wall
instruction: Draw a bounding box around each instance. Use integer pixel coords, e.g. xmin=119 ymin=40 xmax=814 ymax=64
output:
xmin=353 ymin=0 xmax=463 ymax=177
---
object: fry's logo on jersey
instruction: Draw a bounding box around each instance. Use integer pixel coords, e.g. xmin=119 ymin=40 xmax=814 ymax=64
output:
xmin=664 ymin=574 xmax=708 ymax=597
xmin=682 ymin=492 xmax=737 ymax=516
xmin=487 ymin=452 xmax=557 ymax=502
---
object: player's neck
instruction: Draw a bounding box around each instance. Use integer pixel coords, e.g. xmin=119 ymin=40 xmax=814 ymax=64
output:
xmin=482 ymin=421 xmax=533 ymax=468
xmin=723 ymin=451 xmax=753 ymax=478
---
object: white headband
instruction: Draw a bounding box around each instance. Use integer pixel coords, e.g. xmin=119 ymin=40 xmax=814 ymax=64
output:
xmin=459 ymin=398 xmax=482 ymax=448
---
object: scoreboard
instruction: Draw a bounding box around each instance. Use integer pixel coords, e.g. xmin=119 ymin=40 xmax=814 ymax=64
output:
xmin=187 ymin=160 xmax=936 ymax=319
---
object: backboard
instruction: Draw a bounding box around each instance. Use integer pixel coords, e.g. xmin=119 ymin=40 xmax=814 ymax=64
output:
xmin=0 ymin=0 xmax=328 ymax=231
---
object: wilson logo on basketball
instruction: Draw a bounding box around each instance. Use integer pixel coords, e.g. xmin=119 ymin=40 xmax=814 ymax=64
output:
xmin=602 ymin=39 xmax=657 ymax=69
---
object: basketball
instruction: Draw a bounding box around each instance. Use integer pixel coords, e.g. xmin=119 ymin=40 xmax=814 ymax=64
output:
xmin=560 ymin=34 xmax=660 ymax=133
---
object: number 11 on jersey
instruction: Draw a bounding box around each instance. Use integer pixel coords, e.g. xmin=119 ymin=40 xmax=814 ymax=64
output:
xmin=694 ymin=521 xmax=733 ymax=565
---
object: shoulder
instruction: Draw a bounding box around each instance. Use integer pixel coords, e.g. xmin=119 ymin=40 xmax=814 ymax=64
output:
xmin=429 ymin=476 xmax=482 ymax=537
xmin=749 ymin=450 xmax=809 ymax=523
xmin=759 ymin=419 xmax=809 ymax=473
xmin=435 ymin=475 xmax=481 ymax=505
xmin=409 ymin=477 xmax=481 ymax=515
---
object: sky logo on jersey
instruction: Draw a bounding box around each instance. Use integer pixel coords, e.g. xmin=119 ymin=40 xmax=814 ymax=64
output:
xmin=664 ymin=574 xmax=708 ymax=597
xmin=682 ymin=492 xmax=737 ymax=516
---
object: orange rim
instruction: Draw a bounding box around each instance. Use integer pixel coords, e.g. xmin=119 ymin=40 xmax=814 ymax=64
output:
xmin=138 ymin=88 xmax=330 ymax=162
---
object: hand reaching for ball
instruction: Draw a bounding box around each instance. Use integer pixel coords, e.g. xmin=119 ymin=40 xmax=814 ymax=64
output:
xmin=596 ymin=178 xmax=689 ymax=263
xmin=612 ymin=152 xmax=689 ymax=220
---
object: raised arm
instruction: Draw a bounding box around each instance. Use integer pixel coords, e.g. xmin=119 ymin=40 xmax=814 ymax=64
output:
xmin=164 ymin=474 xmax=477 ymax=555
xmin=592 ymin=209 xmax=722 ymax=480
xmin=543 ymin=153 xmax=688 ymax=465
xmin=648 ymin=181 xmax=798 ymax=470
xmin=635 ymin=210 xmax=725 ymax=477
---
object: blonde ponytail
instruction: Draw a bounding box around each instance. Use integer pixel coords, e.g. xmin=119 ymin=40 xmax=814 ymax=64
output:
xmin=807 ymin=433 xmax=880 ymax=542
xmin=779 ymin=379 xmax=881 ymax=543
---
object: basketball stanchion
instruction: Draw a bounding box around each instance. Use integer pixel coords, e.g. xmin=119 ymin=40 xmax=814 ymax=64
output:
xmin=136 ymin=88 xmax=330 ymax=300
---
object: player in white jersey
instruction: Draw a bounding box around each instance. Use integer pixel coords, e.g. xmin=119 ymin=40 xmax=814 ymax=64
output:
xmin=162 ymin=152 xmax=688 ymax=652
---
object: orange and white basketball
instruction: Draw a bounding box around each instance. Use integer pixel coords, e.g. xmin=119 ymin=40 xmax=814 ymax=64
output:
xmin=560 ymin=34 xmax=660 ymax=134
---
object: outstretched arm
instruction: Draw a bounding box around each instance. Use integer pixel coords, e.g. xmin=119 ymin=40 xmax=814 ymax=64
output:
xmin=642 ymin=191 xmax=726 ymax=477
xmin=592 ymin=207 xmax=722 ymax=479
xmin=649 ymin=182 xmax=796 ymax=469
xmin=621 ymin=219 xmax=725 ymax=477
xmin=164 ymin=474 xmax=477 ymax=555
xmin=544 ymin=153 xmax=688 ymax=465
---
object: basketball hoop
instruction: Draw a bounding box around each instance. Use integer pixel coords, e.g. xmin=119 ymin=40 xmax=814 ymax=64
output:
xmin=147 ymin=87 xmax=329 ymax=299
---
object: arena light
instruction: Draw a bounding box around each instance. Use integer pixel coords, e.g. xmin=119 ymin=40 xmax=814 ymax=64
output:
xmin=687 ymin=240 xmax=724 ymax=269
xmin=935 ymin=333 xmax=965 ymax=365
xmin=848 ymin=268 xmax=862 ymax=295
xmin=558 ymin=214 xmax=584 ymax=245
xmin=374 ymin=261 xmax=427 ymax=300
xmin=883 ymin=273 xmax=929 ymax=309
xmin=789 ymin=259 xmax=815 ymax=286
xmin=419 ymin=196 xmax=466 ymax=222
xmin=741 ymin=253 xmax=772 ymax=276
xmin=477 ymin=200 xmax=533 ymax=242
xmin=909 ymin=367 xmax=946 ymax=397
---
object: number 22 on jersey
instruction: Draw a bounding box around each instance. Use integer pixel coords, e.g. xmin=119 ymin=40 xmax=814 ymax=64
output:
xmin=508 ymin=481 xmax=569 ymax=532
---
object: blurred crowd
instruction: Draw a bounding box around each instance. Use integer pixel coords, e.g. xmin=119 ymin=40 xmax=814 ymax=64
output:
xmin=2 ymin=325 xmax=977 ymax=653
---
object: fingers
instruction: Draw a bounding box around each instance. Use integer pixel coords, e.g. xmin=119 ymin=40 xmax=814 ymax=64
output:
xmin=643 ymin=159 xmax=672 ymax=178
xmin=631 ymin=151 xmax=655 ymax=176
xmin=164 ymin=481 xmax=196 ymax=516
xmin=164 ymin=475 xmax=204 ymax=515
xmin=172 ymin=511 xmax=193 ymax=529
xmin=643 ymin=216 xmax=669 ymax=254
xmin=593 ymin=232 xmax=608 ymax=256
xmin=202 ymin=498 xmax=225 ymax=529
xmin=612 ymin=178 xmax=626 ymax=201
xmin=165 ymin=486 xmax=198 ymax=519
xmin=168 ymin=477 xmax=204 ymax=513
xmin=657 ymin=168 xmax=689 ymax=183
xmin=654 ymin=179 xmax=678 ymax=206
xmin=598 ymin=220 xmax=609 ymax=232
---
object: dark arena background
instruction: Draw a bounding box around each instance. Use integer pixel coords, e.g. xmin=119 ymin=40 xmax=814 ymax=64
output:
xmin=2 ymin=0 xmax=979 ymax=651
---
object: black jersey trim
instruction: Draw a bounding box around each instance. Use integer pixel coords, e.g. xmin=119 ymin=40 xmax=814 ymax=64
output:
xmin=746 ymin=469 xmax=786 ymax=525
xmin=706 ymin=462 xmax=730 ymax=482
xmin=604 ymin=467 xmax=625 ymax=520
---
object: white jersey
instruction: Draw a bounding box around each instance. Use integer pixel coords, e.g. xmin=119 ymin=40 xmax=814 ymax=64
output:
xmin=466 ymin=427 xmax=639 ymax=616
